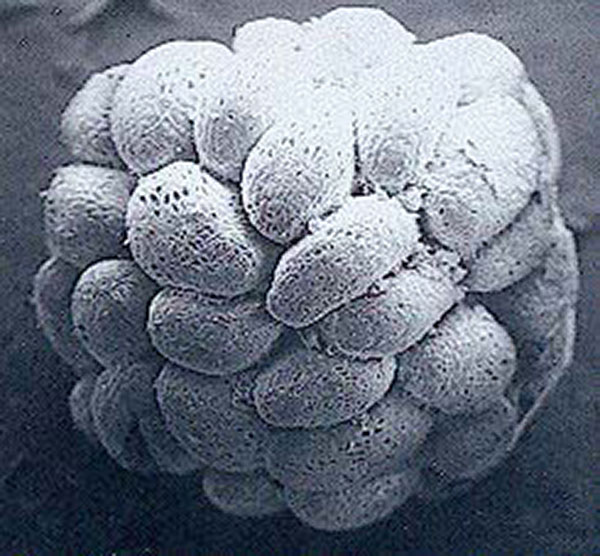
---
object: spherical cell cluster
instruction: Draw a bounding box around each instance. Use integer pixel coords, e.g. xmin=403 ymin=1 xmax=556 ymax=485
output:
xmin=35 ymin=6 xmax=578 ymax=532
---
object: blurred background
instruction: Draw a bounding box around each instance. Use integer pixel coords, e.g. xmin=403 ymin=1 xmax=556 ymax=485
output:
xmin=0 ymin=1 xmax=597 ymax=554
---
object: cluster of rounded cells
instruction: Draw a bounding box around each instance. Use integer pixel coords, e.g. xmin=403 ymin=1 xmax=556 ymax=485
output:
xmin=34 ymin=7 xmax=579 ymax=531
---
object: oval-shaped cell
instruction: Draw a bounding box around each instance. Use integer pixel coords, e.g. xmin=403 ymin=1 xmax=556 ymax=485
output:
xmin=400 ymin=303 xmax=516 ymax=415
xmin=464 ymin=191 xmax=554 ymax=292
xmin=33 ymin=257 xmax=101 ymax=376
xmin=126 ymin=161 xmax=278 ymax=296
xmin=148 ymin=287 xmax=284 ymax=376
xmin=156 ymin=362 xmax=269 ymax=472
xmin=69 ymin=374 xmax=100 ymax=446
xmin=266 ymin=196 xmax=420 ymax=328
xmin=254 ymin=343 xmax=395 ymax=428
xmin=355 ymin=62 xmax=455 ymax=197
xmin=43 ymin=164 xmax=135 ymax=268
xmin=422 ymin=95 xmax=543 ymax=257
xmin=60 ymin=64 xmax=128 ymax=168
xmin=482 ymin=216 xmax=578 ymax=358
xmin=417 ymin=32 xmax=526 ymax=107
xmin=241 ymin=96 xmax=354 ymax=244
xmin=285 ymin=468 xmax=420 ymax=531
xmin=91 ymin=362 xmax=162 ymax=474
xmin=423 ymin=397 xmax=518 ymax=481
xmin=266 ymin=391 xmax=431 ymax=492
xmin=203 ymin=469 xmax=286 ymax=517
xmin=71 ymin=259 xmax=159 ymax=369
xmin=110 ymin=40 xmax=232 ymax=175
xmin=318 ymin=265 xmax=464 ymax=359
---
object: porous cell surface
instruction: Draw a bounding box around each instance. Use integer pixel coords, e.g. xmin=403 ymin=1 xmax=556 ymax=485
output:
xmin=266 ymin=196 xmax=419 ymax=327
xmin=423 ymin=397 xmax=519 ymax=481
xmin=37 ymin=6 xmax=578 ymax=531
xmin=285 ymin=468 xmax=421 ymax=531
xmin=147 ymin=287 xmax=284 ymax=375
xmin=111 ymin=40 xmax=232 ymax=175
xmin=43 ymin=164 xmax=135 ymax=268
xmin=126 ymin=161 xmax=277 ymax=296
xmin=399 ymin=303 xmax=517 ymax=415
xmin=317 ymin=264 xmax=464 ymax=359
xmin=254 ymin=341 xmax=396 ymax=428
xmin=61 ymin=64 xmax=129 ymax=168
xmin=266 ymin=391 xmax=432 ymax=492
xmin=156 ymin=362 xmax=269 ymax=472
xmin=71 ymin=259 xmax=159 ymax=369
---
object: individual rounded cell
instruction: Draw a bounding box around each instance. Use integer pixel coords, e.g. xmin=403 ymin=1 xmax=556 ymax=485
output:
xmin=71 ymin=259 xmax=159 ymax=369
xmin=481 ymin=217 xmax=578 ymax=361
xmin=464 ymin=191 xmax=554 ymax=292
xmin=266 ymin=391 xmax=432 ymax=492
xmin=33 ymin=257 xmax=101 ymax=376
xmin=417 ymin=32 xmax=526 ymax=107
xmin=241 ymin=97 xmax=354 ymax=244
xmin=126 ymin=161 xmax=278 ymax=296
xmin=43 ymin=164 xmax=135 ymax=268
xmin=60 ymin=64 xmax=128 ymax=168
xmin=317 ymin=265 xmax=464 ymax=359
xmin=254 ymin=342 xmax=396 ymax=428
xmin=110 ymin=40 xmax=232 ymax=175
xmin=156 ymin=362 xmax=269 ymax=472
xmin=266 ymin=196 xmax=420 ymax=328
xmin=400 ymin=303 xmax=516 ymax=415
xmin=423 ymin=397 xmax=518 ymax=481
xmin=69 ymin=374 xmax=100 ymax=446
xmin=147 ymin=287 xmax=284 ymax=376
xmin=203 ymin=468 xmax=286 ymax=517
xmin=422 ymin=95 xmax=543 ymax=257
xmin=285 ymin=468 xmax=420 ymax=531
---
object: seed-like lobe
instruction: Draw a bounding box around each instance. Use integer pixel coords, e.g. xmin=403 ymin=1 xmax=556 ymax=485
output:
xmin=254 ymin=342 xmax=396 ymax=428
xmin=242 ymin=97 xmax=354 ymax=244
xmin=43 ymin=164 xmax=134 ymax=268
xmin=318 ymin=264 xmax=464 ymax=359
xmin=156 ymin=362 xmax=269 ymax=472
xmin=285 ymin=468 xmax=420 ymax=531
xmin=147 ymin=287 xmax=284 ymax=376
xmin=400 ymin=303 xmax=516 ymax=415
xmin=61 ymin=64 xmax=128 ymax=168
xmin=267 ymin=196 xmax=420 ymax=327
xmin=71 ymin=259 xmax=159 ymax=370
xmin=127 ymin=161 xmax=278 ymax=297
xmin=266 ymin=391 xmax=432 ymax=492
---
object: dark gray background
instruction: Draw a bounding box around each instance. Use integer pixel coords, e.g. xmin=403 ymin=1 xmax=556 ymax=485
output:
xmin=0 ymin=1 xmax=597 ymax=554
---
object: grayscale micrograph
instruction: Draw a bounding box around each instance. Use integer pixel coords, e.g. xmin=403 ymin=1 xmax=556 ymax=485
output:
xmin=0 ymin=1 xmax=597 ymax=554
